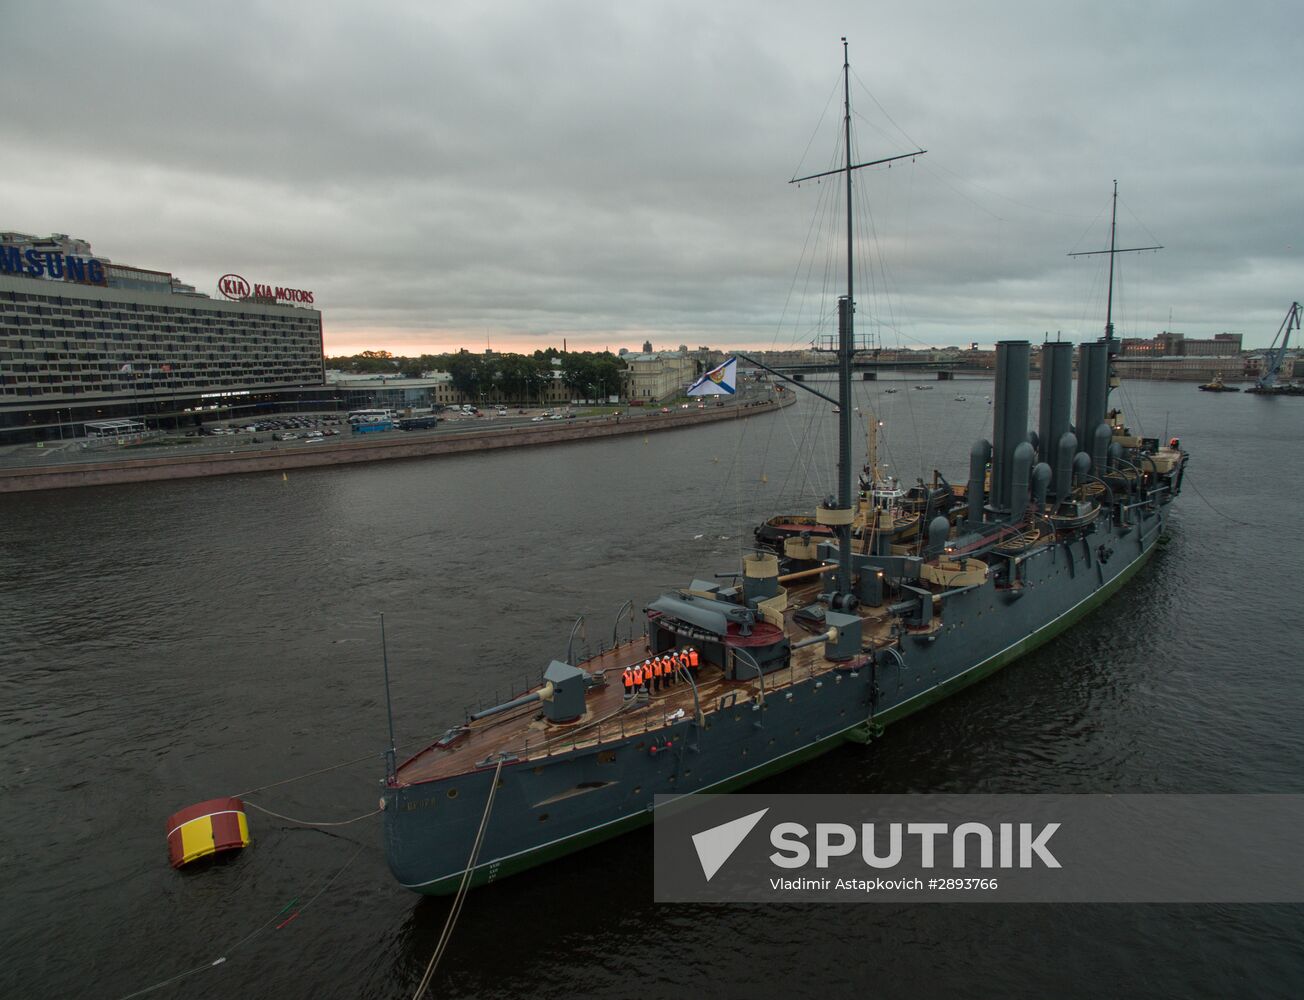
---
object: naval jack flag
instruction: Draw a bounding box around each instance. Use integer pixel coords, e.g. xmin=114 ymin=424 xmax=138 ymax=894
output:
xmin=687 ymin=357 xmax=737 ymax=396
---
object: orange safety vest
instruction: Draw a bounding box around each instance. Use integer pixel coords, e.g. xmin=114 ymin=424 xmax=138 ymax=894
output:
xmin=633 ymin=666 xmax=644 ymax=685
xmin=622 ymin=669 xmax=633 ymax=689
xmin=677 ymin=650 xmax=690 ymax=671
xmin=688 ymin=648 xmax=699 ymax=668
xmin=653 ymin=658 xmax=664 ymax=678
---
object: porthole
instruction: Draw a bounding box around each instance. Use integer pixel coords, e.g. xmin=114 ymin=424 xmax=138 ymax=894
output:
xmin=447 ymin=788 xmax=458 ymax=800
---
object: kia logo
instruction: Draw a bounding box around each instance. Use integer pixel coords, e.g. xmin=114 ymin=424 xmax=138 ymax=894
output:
xmin=218 ymin=273 xmax=251 ymax=300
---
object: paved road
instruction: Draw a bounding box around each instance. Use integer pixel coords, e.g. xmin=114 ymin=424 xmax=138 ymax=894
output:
xmin=0 ymin=392 xmax=774 ymax=471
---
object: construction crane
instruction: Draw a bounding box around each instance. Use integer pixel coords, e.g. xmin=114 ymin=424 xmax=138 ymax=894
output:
xmin=1254 ymin=301 xmax=1302 ymax=392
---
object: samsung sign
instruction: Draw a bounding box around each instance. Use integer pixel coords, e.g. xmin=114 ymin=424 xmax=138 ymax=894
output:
xmin=218 ymin=272 xmax=314 ymax=305
xmin=0 ymin=248 xmax=106 ymax=285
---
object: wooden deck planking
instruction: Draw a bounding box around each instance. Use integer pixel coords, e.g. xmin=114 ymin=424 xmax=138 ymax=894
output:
xmin=395 ymin=581 xmax=898 ymax=787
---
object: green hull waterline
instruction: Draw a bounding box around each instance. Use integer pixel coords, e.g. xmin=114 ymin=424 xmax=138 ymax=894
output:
xmin=410 ymin=540 xmax=1157 ymax=895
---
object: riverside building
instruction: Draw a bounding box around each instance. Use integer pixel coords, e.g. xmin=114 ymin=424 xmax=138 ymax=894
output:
xmin=0 ymin=233 xmax=332 ymax=444
xmin=622 ymin=350 xmax=699 ymax=403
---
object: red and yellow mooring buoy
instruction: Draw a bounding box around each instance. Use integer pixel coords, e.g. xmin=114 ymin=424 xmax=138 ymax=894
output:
xmin=166 ymin=797 xmax=251 ymax=869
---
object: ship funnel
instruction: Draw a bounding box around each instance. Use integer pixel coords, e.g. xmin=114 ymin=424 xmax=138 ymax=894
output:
xmin=742 ymin=552 xmax=781 ymax=603
xmin=1054 ymin=431 xmax=1078 ymax=500
xmin=991 ymin=341 xmax=1030 ymax=514
xmin=1007 ymin=441 xmax=1034 ymax=523
xmin=1072 ymin=451 xmax=1092 ymax=488
xmin=1108 ymin=441 xmax=1124 ymax=473
xmin=1092 ymin=423 xmax=1113 ymax=478
xmin=1038 ymin=341 xmax=1074 ymax=498
xmin=1075 ymin=341 xmax=1109 ymax=472
xmin=926 ymin=515 xmax=950 ymax=556
xmin=1031 ymin=462 xmax=1051 ymax=508
xmin=966 ymin=439 xmax=992 ymax=527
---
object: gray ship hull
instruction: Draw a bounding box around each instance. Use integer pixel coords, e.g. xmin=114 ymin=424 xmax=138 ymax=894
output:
xmin=382 ymin=506 xmax=1164 ymax=895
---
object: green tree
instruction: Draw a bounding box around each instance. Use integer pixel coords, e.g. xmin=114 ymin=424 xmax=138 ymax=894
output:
xmin=559 ymin=354 xmax=594 ymax=396
xmin=592 ymin=357 xmax=625 ymax=398
xmin=447 ymin=355 xmax=486 ymax=400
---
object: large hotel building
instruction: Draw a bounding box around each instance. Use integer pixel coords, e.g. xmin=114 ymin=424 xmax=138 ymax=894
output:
xmin=0 ymin=232 xmax=332 ymax=444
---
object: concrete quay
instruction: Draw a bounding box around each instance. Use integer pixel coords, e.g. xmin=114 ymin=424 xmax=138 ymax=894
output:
xmin=0 ymin=394 xmax=793 ymax=494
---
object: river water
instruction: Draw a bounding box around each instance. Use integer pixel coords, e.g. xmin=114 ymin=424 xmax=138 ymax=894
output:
xmin=2 ymin=374 xmax=1301 ymax=999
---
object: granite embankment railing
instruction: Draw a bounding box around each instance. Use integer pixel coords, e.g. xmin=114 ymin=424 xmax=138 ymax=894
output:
xmin=0 ymin=395 xmax=794 ymax=494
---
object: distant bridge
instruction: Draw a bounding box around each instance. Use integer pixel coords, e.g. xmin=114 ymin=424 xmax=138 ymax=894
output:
xmin=740 ymin=358 xmax=992 ymax=381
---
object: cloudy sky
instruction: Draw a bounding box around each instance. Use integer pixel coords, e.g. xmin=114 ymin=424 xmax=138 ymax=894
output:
xmin=5 ymin=1 xmax=1300 ymax=354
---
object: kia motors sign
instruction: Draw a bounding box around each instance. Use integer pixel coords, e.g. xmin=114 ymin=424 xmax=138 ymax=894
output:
xmin=217 ymin=272 xmax=314 ymax=305
xmin=217 ymin=274 xmax=250 ymax=300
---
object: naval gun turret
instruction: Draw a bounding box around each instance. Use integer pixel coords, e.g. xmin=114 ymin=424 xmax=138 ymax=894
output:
xmin=469 ymin=660 xmax=595 ymax=724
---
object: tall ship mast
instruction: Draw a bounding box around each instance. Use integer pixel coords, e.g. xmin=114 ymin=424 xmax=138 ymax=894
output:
xmin=1067 ymin=180 xmax=1162 ymax=404
xmin=379 ymin=42 xmax=1190 ymax=897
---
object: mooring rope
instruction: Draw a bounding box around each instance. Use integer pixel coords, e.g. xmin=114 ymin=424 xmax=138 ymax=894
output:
xmin=231 ymin=723 xmax=483 ymax=800
xmin=411 ymin=757 xmax=505 ymax=999
xmin=243 ymin=800 xmax=383 ymax=828
xmin=1182 ymin=470 xmax=1265 ymax=529
xmin=231 ymin=750 xmax=383 ymax=798
xmin=113 ymin=843 xmax=366 ymax=1000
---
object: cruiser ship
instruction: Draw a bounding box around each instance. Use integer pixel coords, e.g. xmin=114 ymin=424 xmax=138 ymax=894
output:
xmin=380 ymin=42 xmax=1188 ymax=895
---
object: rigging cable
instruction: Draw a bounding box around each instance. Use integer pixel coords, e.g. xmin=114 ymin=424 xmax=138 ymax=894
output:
xmin=411 ymin=757 xmax=505 ymax=999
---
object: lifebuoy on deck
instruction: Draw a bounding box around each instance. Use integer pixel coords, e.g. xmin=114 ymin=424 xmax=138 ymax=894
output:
xmin=166 ymin=797 xmax=251 ymax=869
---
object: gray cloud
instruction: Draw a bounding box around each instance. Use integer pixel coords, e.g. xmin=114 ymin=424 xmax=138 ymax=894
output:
xmin=3 ymin=1 xmax=1299 ymax=352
